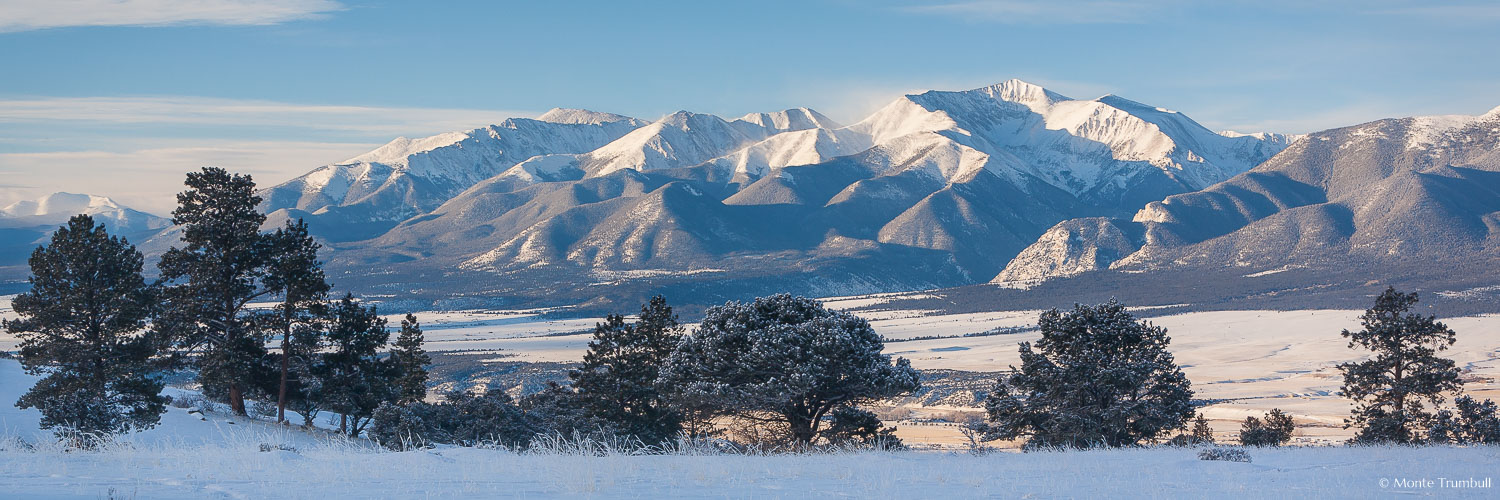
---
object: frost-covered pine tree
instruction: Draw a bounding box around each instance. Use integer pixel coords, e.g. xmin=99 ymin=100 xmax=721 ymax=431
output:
xmin=158 ymin=167 xmax=272 ymax=416
xmin=317 ymin=294 xmax=395 ymax=437
xmin=9 ymin=215 xmax=167 ymax=439
xmin=262 ymin=218 xmax=330 ymax=423
xmin=985 ymin=300 xmax=1193 ymax=449
xmin=1428 ymin=395 xmax=1500 ymax=444
xmin=391 ymin=314 xmax=431 ymax=405
xmin=1338 ymin=287 xmax=1463 ymax=444
xmin=570 ymin=296 xmax=684 ymax=444
xmin=1239 ymin=408 xmax=1295 ymax=446
xmin=659 ymin=294 xmax=919 ymax=446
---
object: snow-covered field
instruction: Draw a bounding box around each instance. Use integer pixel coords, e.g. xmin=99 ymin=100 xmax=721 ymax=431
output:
xmin=4 ymin=437 xmax=1497 ymax=499
xmin=3 ymin=359 xmax=1497 ymax=499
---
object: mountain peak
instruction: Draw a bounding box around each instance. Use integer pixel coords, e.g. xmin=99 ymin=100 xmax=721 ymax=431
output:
xmin=977 ymin=79 xmax=1070 ymax=109
xmin=537 ymin=108 xmax=641 ymax=126
xmin=737 ymin=107 xmax=841 ymax=131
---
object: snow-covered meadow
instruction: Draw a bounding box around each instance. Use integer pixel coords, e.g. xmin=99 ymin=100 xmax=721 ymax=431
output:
xmin=4 ymin=436 xmax=1498 ymax=499
xmin=2 ymin=360 xmax=1496 ymax=499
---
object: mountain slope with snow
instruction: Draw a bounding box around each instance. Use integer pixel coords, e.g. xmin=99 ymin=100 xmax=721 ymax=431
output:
xmin=995 ymin=105 xmax=1500 ymax=284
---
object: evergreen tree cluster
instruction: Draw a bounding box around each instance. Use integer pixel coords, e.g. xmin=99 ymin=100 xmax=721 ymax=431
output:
xmin=7 ymin=168 xmax=431 ymax=441
xmin=1239 ymin=409 xmax=1295 ymax=446
xmin=374 ymin=294 xmax=920 ymax=451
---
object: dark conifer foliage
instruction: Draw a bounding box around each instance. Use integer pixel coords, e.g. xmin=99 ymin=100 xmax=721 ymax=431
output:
xmin=1338 ymin=287 xmax=1463 ymax=444
xmin=8 ymin=215 xmax=167 ymax=438
xmin=262 ymin=218 xmax=331 ymax=423
xmin=158 ymin=167 xmax=272 ymax=416
xmin=985 ymin=300 xmax=1194 ymax=449
xmin=1429 ymin=395 xmax=1500 ymax=444
xmin=1190 ymin=413 xmax=1215 ymax=444
xmin=318 ymin=294 xmax=394 ymax=437
xmin=391 ymin=313 xmax=431 ymax=406
xmin=1239 ymin=408 xmax=1295 ymax=446
xmin=659 ymin=294 xmax=919 ymax=446
xmin=570 ymin=296 xmax=685 ymax=444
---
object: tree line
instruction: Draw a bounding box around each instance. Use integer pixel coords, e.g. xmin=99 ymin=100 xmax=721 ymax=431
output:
xmin=5 ymin=167 xmax=431 ymax=441
xmin=5 ymin=167 xmax=1497 ymax=450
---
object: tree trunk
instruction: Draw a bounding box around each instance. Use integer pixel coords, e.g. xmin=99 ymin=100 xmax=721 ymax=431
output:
xmin=229 ymin=383 xmax=247 ymax=416
xmin=788 ymin=414 xmax=816 ymax=446
xmin=277 ymin=311 xmax=291 ymax=424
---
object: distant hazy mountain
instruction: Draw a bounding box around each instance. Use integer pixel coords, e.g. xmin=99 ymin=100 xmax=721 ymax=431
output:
xmin=995 ymin=105 xmax=1500 ymax=285
xmin=1 ymin=193 xmax=169 ymax=274
xmin=273 ymin=79 xmax=1292 ymax=306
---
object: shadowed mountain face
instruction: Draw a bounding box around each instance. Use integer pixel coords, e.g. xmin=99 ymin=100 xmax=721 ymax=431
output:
xmin=259 ymin=80 xmax=1289 ymax=307
xmin=996 ymin=107 xmax=1500 ymax=284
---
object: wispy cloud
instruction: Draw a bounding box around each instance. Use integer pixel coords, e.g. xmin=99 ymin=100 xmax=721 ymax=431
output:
xmin=0 ymin=140 xmax=378 ymax=215
xmin=0 ymin=0 xmax=344 ymax=33
xmin=900 ymin=0 xmax=1173 ymax=24
xmin=1365 ymin=3 xmax=1500 ymax=22
xmin=0 ymin=96 xmax=534 ymax=137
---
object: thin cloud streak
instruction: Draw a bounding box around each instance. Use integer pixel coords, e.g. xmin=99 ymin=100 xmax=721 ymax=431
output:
xmin=901 ymin=0 xmax=1171 ymax=24
xmin=0 ymin=140 xmax=378 ymax=215
xmin=0 ymin=0 xmax=344 ymax=32
xmin=0 ymin=96 xmax=539 ymax=138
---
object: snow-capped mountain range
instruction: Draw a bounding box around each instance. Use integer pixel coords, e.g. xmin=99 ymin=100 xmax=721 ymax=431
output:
xmin=1 ymin=192 xmax=168 ymax=234
xmin=0 ymin=193 xmax=170 ymax=274
xmin=237 ymin=79 xmax=1295 ymax=305
xmin=24 ymin=79 xmax=1495 ymax=310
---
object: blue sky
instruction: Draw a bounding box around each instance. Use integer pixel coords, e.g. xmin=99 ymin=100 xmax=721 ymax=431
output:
xmin=2 ymin=0 xmax=1499 ymax=214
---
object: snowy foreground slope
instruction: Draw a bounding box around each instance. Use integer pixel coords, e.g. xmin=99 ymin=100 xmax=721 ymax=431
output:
xmin=3 ymin=361 xmax=1498 ymax=499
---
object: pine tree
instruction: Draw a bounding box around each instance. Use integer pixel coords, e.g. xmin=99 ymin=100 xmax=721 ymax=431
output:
xmin=1191 ymin=413 xmax=1214 ymax=444
xmin=262 ymin=218 xmax=330 ymax=423
xmin=985 ymin=300 xmax=1194 ymax=449
xmin=158 ymin=167 xmax=272 ymax=416
xmin=317 ymin=294 xmax=394 ymax=437
xmin=1239 ymin=408 xmax=1295 ymax=446
xmin=570 ymin=296 xmax=685 ymax=444
xmin=8 ymin=215 xmax=167 ymax=439
xmin=1338 ymin=287 xmax=1463 ymax=444
xmin=391 ymin=314 xmax=430 ymax=405
xmin=659 ymin=294 xmax=919 ymax=446
xmin=1429 ymin=395 xmax=1500 ymax=444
